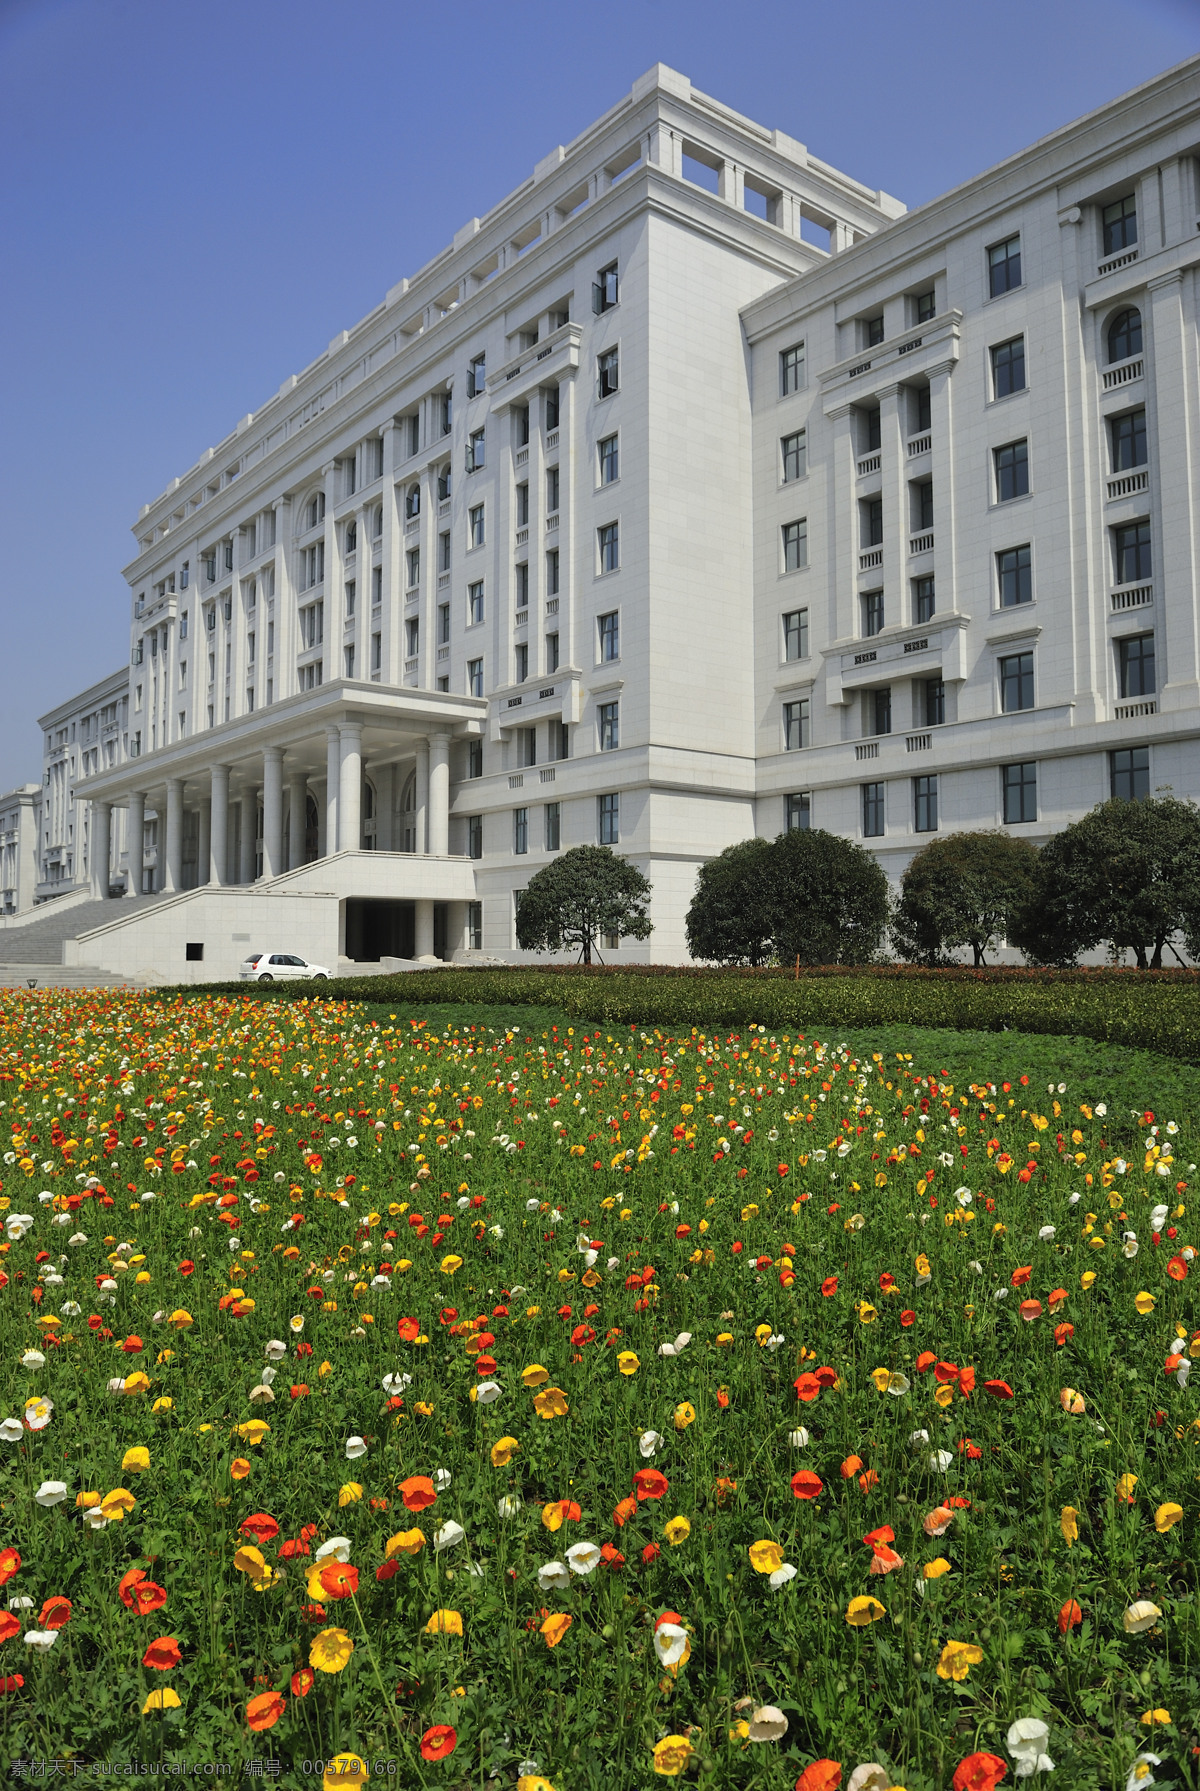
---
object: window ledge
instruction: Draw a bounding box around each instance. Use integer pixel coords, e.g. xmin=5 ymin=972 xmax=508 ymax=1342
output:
xmin=986 ymin=622 xmax=1043 ymax=646
xmin=987 ymin=387 xmax=1029 ymax=406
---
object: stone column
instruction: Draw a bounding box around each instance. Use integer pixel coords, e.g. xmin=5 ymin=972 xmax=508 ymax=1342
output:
xmin=325 ymin=725 xmax=341 ymax=854
xmin=414 ymin=741 xmax=429 ymax=855
xmin=428 ymin=732 xmax=450 ymax=856
xmin=288 ymin=772 xmax=307 ymax=869
xmin=262 ymin=747 xmax=284 ymax=879
xmin=876 ymin=382 xmax=904 ymax=619
xmin=239 ymin=790 xmax=256 ymax=883
xmin=339 ymin=721 xmax=363 ymax=851
xmin=90 ymin=800 xmax=112 ymax=899
xmin=415 ymin=898 xmax=436 ymax=961
xmin=163 ymin=779 xmax=184 ymax=894
xmin=209 ymin=765 xmax=229 ymax=886
xmin=126 ymin=791 xmax=146 ymax=896
xmin=197 ymin=798 xmax=211 ymax=887
xmin=1149 ymin=270 xmax=1200 ymax=712
xmin=446 ymin=899 xmax=468 ymax=960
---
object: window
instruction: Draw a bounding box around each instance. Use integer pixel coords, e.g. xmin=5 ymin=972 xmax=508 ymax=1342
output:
xmin=783 ymin=608 xmax=808 ymax=661
xmin=997 ymin=545 xmax=1032 ymax=607
xmin=865 ymin=314 xmax=885 ymax=347
xmin=467 ymin=815 xmax=482 ymax=859
xmin=780 ymin=429 xmax=807 ymax=483
xmin=923 ymin=677 xmax=945 ymax=727
xmin=598 ymin=523 xmax=619 ymax=574
xmin=546 ymin=465 xmax=560 ymax=512
xmin=372 ymin=505 xmax=382 ymax=540
xmin=1108 ymin=307 xmax=1142 ymax=363
xmin=516 ymin=405 xmax=530 ymax=447
xmin=914 ymin=575 xmax=935 ymax=624
xmin=370 ymin=632 xmax=381 ymax=675
xmin=862 ymin=782 xmax=885 ymax=837
xmin=516 ymin=481 xmax=529 ymax=526
xmin=1118 ymin=633 xmax=1156 ymax=698
xmin=870 ymin=687 xmax=892 ymax=736
xmin=299 ymin=601 xmax=324 ymax=649
xmin=545 ymin=802 xmax=561 ymax=851
xmin=468 ymin=738 xmax=483 ymax=778
xmin=864 ymin=406 xmax=882 ymax=453
xmin=1102 ymin=192 xmax=1137 ymax=257
xmin=593 ymin=261 xmax=619 ymax=313
xmin=783 ymin=698 xmax=810 ymax=750
xmin=306 ymin=491 xmax=325 ymax=531
xmin=516 ymin=562 xmax=529 ymax=608
xmin=467 ymin=429 xmax=485 ymax=473
xmin=862 ymin=590 xmax=884 ymax=637
xmin=1114 ymin=520 xmax=1152 ymax=584
xmin=546 ymin=549 xmax=560 ymax=595
xmin=545 ymin=386 xmax=560 ymax=431
xmin=180 ymin=562 xmax=190 ymax=591
xmin=988 ymin=234 xmax=1022 ymax=297
xmin=550 ymin=720 xmax=569 ymax=761
xmin=915 ymin=289 xmax=936 ymax=323
xmin=1000 ymin=650 xmax=1034 ymax=712
xmin=1110 ymin=745 xmax=1149 ymax=801
xmin=785 ymin=792 xmax=811 ymax=831
xmin=546 ymin=631 xmax=560 ymax=672
xmin=440 ymin=393 xmax=452 ymax=436
xmin=345 ymin=519 xmax=358 ymax=556
xmin=344 ymin=454 xmax=357 ymax=498
xmin=298 ymin=661 xmax=323 ymax=690
xmin=598 ymin=348 xmax=619 ymax=399
xmin=437 ymin=602 xmax=450 ymax=646
xmin=782 ymin=519 xmax=808 ymax=571
xmin=515 ymin=644 xmax=529 ymax=684
xmin=468 ymin=658 xmax=483 ymax=697
xmin=467 ymin=901 xmax=482 ymax=949
xmin=914 ymin=480 xmax=934 ymax=530
xmin=863 ymin=497 xmax=883 ymax=546
xmin=344 ymin=645 xmax=356 ymax=678
xmin=224 ymin=540 xmax=234 ymax=572
xmin=246 ymin=632 xmax=255 ymax=664
xmin=372 ymin=565 xmax=382 ymax=606
xmin=913 ymin=385 xmax=932 ymax=434
xmin=468 ymin=582 xmax=484 ymax=626
xmin=598 ymin=611 xmax=619 ymax=662
xmin=345 ymin=580 xmax=356 ymax=617
xmin=598 ymin=701 xmax=619 ymax=751
xmin=467 ymin=352 xmax=486 ymax=398
xmin=405 ymin=618 xmax=419 ymax=657
xmin=302 ymin=541 xmax=325 ymax=588
xmin=439 ymin=530 xmax=451 ymax=573
xmin=776 ymin=342 xmax=807 ymax=398
xmin=513 ymin=808 xmax=528 ymax=855
xmin=405 ymin=483 xmax=421 ymax=520
xmin=437 ymin=464 xmax=451 ymax=502
xmin=206 ymin=607 xmax=216 ymax=634
xmin=407 ymin=547 xmax=420 ymax=588
xmin=469 ymin=504 xmax=485 ymax=548
xmin=1110 ymin=409 xmax=1147 ymax=471
xmin=598 ymin=792 xmax=619 ymax=844
xmin=994 ymin=439 xmax=1029 ymax=502
xmin=991 ymin=336 xmax=1026 ymax=398
xmin=599 ymin=434 xmax=619 ymax=485
xmin=914 ymin=774 xmax=938 ymax=832
xmin=1002 ymin=761 xmax=1037 ymax=823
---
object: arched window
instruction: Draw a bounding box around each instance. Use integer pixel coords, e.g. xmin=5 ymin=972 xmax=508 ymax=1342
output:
xmin=405 ymin=484 xmax=421 ymax=520
xmin=345 ymin=519 xmax=357 ymax=555
xmin=1108 ymin=307 xmax=1142 ymax=364
xmin=437 ymin=464 xmax=451 ymax=502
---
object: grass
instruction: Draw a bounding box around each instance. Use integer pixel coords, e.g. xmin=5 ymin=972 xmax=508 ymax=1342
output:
xmin=0 ymin=988 xmax=1196 ymax=1789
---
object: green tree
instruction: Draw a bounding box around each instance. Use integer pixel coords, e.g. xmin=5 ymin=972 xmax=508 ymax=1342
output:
xmin=685 ymin=837 xmax=777 ymax=965
xmin=514 ymin=845 xmax=653 ymax=965
xmin=1011 ymin=797 xmax=1200 ymax=968
xmin=770 ymin=827 xmax=890 ymax=966
xmin=892 ymin=832 xmax=1040 ymax=966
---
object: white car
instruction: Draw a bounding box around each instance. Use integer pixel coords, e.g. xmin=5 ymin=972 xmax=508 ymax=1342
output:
xmin=239 ymin=952 xmax=332 ymax=982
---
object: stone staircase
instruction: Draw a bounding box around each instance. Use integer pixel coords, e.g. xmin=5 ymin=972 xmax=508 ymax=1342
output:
xmin=0 ymin=894 xmax=164 ymax=987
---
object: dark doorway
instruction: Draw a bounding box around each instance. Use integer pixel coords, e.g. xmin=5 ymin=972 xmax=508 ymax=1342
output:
xmin=344 ymin=899 xmax=415 ymax=962
xmin=433 ymin=903 xmax=448 ymax=960
xmin=305 ymin=794 xmax=320 ymax=864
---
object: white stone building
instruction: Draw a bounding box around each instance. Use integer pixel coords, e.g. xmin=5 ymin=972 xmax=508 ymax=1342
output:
xmin=35 ymin=670 xmax=132 ymax=903
xmin=0 ymin=786 xmax=40 ymax=916
xmin=39 ymin=56 xmax=1200 ymax=978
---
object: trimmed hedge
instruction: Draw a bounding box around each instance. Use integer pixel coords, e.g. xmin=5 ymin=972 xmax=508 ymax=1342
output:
xmin=178 ymin=962 xmax=1200 ymax=1062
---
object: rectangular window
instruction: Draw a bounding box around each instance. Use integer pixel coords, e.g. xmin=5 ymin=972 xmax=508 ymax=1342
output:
xmin=545 ymin=386 xmax=560 ymax=431
xmin=546 ymin=630 xmax=560 ymax=672
xmin=467 ymin=900 xmax=482 ymax=949
xmin=991 ymin=336 xmax=1026 ymax=398
xmin=345 ymin=519 xmax=358 ymax=557
xmin=513 ymin=808 xmax=528 ymax=855
xmin=994 ymin=439 xmax=1029 ymax=502
xmin=405 ymin=617 xmax=419 ymax=656
xmin=546 ymin=465 xmax=560 ymax=512
xmin=1110 ymin=744 xmax=1149 ymax=800
xmin=864 ymin=497 xmax=883 ymax=546
xmin=781 ymin=430 xmax=807 ymax=482
xmin=780 ymin=342 xmax=806 ymax=395
xmin=598 ymin=701 xmax=619 ymax=751
xmin=906 ymin=774 xmax=945 ymax=843
xmin=988 ymin=234 xmax=1022 ymax=296
xmin=862 ymin=781 xmax=885 ymax=837
xmin=246 ymin=632 xmax=255 ymax=663
xmin=515 ymin=481 xmax=529 ymax=526
xmin=914 ymin=574 xmax=935 ymax=624
xmin=923 ymin=677 xmax=945 ymax=727
xmin=440 ymin=393 xmax=452 ymax=436
xmin=861 ymin=590 xmax=884 ymax=637
xmin=593 ymin=261 xmax=619 ymax=313
xmin=544 ymin=802 xmax=561 ymax=851
xmin=782 ymin=518 xmax=808 ymax=571
xmin=598 ymin=610 xmax=619 ymax=662
xmin=1118 ymin=633 xmax=1155 ymax=698
xmin=1114 ymin=520 xmax=1152 ymax=584
xmin=467 ymin=352 xmax=486 ymax=398
xmin=469 ymin=504 xmax=485 ymax=548
xmin=551 ymin=720 xmax=569 ymax=762
xmin=468 ymin=582 xmax=484 ymax=626
xmin=785 ymin=792 xmax=811 ymax=831
xmin=406 ymin=547 xmax=420 ymax=588
xmin=468 ymin=738 xmax=483 ymax=778
xmin=997 ymin=544 xmax=1033 ymax=607
xmin=865 ymin=314 xmax=885 ymax=347
xmin=599 ymin=434 xmax=619 ymax=485
xmin=598 ymin=792 xmax=619 ymax=844
xmin=299 ymin=601 xmax=324 ymax=649
xmin=1102 ymin=193 xmax=1138 ymax=257
xmin=438 ymin=531 xmax=451 ymax=572
xmin=368 ymin=631 xmax=380 ymax=676
xmin=467 ymin=815 xmax=483 ymax=859
xmin=598 ymin=523 xmax=619 ymax=574
xmin=1000 ymin=650 xmax=1034 ymax=712
xmin=1110 ymin=409 xmax=1147 ymax=471
xmin=870 ymin=687 xmax=892 ymax=736
xmin=467 ymin=429 xmax=485 ymax=472
xmin=468 ymin=658 xmax=483 ymax=697
xmin=915 ymin=289 xmax=936 ymax=323
xmin=516 ymin=405 xmax=530 ymax=447
xmin=518 ymin=724 xmax=536 ymax=768
xmin=344 ymin=645 xmax=356 ymax=678
xmin=914 ymin=479 xmax=934 ymax=530
xmin=598 ymin=348 xmax=619 ymax=399
xmin=516 ymin=562 xmax=530 ymax=608
xmin=864 ymin=406 xmax=882 ymax=453
xmin=515 ymin=643 xmax=529 ymax=684
xmin=914 ymin=385 xmax=932 ymax=434
xmin=437 ymin=602 xmax=450 ymax=645
xmin=783 ymin=608 xmax=808 ymax=661
xmin=345 ymin=579 xmax=356 ymax=617
xmin=546 ymin=548 xmax=560 ymax=595
xmin=783 ymin=698 xmax=810 ymax=750
xmin=1002 ymin=761 xmax=1037 ymax=823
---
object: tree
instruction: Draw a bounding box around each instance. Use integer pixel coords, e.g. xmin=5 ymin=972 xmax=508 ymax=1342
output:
xmin=1010 ymin=797 xmax=1200 ymax=968
xmin=892 ymin=832 xmax=1040 ymax=966
xmin=770 ymin=828 xmax=890 ymax=966
xmin=685 ymin=838 xmax=777 ymax=965
xmin=514 ymin=845 xmax=653 ymax=964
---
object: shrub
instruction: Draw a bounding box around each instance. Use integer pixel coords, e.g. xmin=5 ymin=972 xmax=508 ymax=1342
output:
xmin=770 ymin=828 xmax=890 ymax=966
xmin=892 ymin=832 xmax=1040 ymax=966
xmin=685 ymin=838 xmax=776 ymax=965
xmin=514 ymin=844 xmax=652 ymax=965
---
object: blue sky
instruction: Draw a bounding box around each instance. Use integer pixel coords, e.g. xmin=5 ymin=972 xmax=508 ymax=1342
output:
xmin=1 ymin=0 xmax=1197 ymax=789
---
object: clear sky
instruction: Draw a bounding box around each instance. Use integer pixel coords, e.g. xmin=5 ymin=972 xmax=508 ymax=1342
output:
xmin=1 ymin=0 xmax=1198 ymax=789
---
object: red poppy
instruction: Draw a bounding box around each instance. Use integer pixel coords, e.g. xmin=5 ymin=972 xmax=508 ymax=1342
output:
xmin=641 ymin=1541 xmax=661 ymax=1564
xmin=796 ymin=1763 xmax=843 ymax=1791
xmin=291 ymin=1668 xmax=314 ymax=1698
xmin=319 ymin=1563 xmax=359 ymax=1600
xmin=0 ymin=1612 xmax=19 ymax=1644
xmin=821 ymin=1276 xmax=839 ymax=1297
xmin=814 ymin=1366 xmax=838 ymax=1388
xmin=399 ymin=1475 xmax=437 ymax=1512
xmin=858 ymin=1469 xmax=881 ymax=1493
xmin=633 ymin=1468 xmax=668 ymax=1501
xmin=952 ymin=1752 xmax=1008 ymax=1791
xmin=277 ymin=1538 xmax=310 ymax=1559
xmin=900 ymin=1309 xmax=915 ymax=1327
xmin=933 ymin=1360 xmax=960 ymax=1384
xmin=1047 ymin=1287 xmax=1068 ymax=1310
xmin=142 ymin=1636 xmax=182 ymax=1671
xmin=862 ymin=1525 xmax=894 ymax=1549
xmin=420 ymin=1725 xmax=458 ymax=1762
xmin=300 ymin=1603 xmax=327 ymax=1623
xmin=0 ymin=1675 xmax=23 ymax=1694
xmin=916 ymin=1351 xmax=936 ymax=1373
xmin=600 ymin=1543 xmax=625 ymax=1569
xmin=1054 ymin=1322 xmax=1074 ymax=1347
xmin=983 ymin=1380 xmax=1014 ymax=1400
xmin=38 ymin=1596 xmax=71 ymax=1630
xmin=238 ymin=1513 xmax=279 ymax=1545
xmin=290 ymin=1384 xmax=310 ymax=1400
xmin=1167 ymin=1255 xmax=1188 ymax=1280
xmin=376 ymin=1559 xmax=400 ymax=1582
xmin=247 ymin=1689 xmax=286 ymax=1731
xmin=612 ymin=1497 xmax=637 ymax=1528
xmin=0 ymin=1550 xmax=20 ymax=1589
xmin=958 ymin=1366 xmax=976 ymax=1395
xmin=791 ymin=1470 xmax=823 ymax=1500
xmin=1010 ymin=1266 xmax=1032 ymax=1288
xmin=398 ymin=1317 xmax=421 ymax=1341
xmin=120 ymin=1335 xmax=144 ymax=1354
xmin=716 ymin=1385 xmax=731 ymax=1408
xmin=1057 ymin=1599 xmax=1083 ymax=1633
xmin=794 ymin=1373 xmax=821 ymax=1402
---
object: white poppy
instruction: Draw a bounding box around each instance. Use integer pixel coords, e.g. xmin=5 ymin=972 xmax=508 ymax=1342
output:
xmin=652 ymin=1622 xmax=688 ymax=1667
xmin=82 ymin=1507 xmax=108 ymax=1531
xmin=475 ymin=1381 xmax=502 ymax=1404
xmin=345 ymin=1436 xmax=367 ymax=1460
xmin=1150 ymin=1204 xmax=1169 ymax=1232
xmin=20 ymin=1351 xmax=45 ymax=1371
xmin=247 ymin=1384 xmax=275 ymax=1405
xmin=928 ymin=1449 xmax=954 ymax=1472
xmin=638 ymin=1431 xmax=664 ymax=1458
xmin=768 ymin=1562 xmax=797 ymax=1589
xmin=264 ymin=1340 xmax=288 ymax=1361
xmin=314 ymin=1537 xmax=352 ymax=1564
xmin=1038 ymin=1226 xmax=1056 ymax=1242
xmin=1007 ymin=1716 xmax=1054 ymax=1779
xmin=34 ymin=1481 xmax=68 ymax=1507
xmin=1122 ymin=1601 xmax=1162 ymax=1634
xmin=381 ymin=1372 xmax=412 ymax=1395
xmin=748 ymin=1706 xmax=788 ymax=1742
xmin=537 ymin=1560 xmax=570 ymax=1591
xmin=433 ymin=1469 xmax=452 ymax=1492
xmin=1126 ymin=1756 xmax=1162 ymax=1791
xmin=497 ymin=1496 xmax=520 ymax=1519
xmin=788 ymin=1428 xmax=810 ymax=1447
xmin=566 ymin=1541 xmax=601 ymax=1575
xmin=847 ymin=1768 xmax=891 ymax=1791
xmin=433 ymin=1520 xmax=464 ymax=1552
xmin=23 ymin=1630 xmax=57 ymax=1652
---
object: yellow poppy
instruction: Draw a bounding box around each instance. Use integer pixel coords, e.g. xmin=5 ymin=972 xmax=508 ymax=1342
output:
xmin=522 ymin=1364 xmax=549 ymax=1387
xmin=1060 ymin=1506 xmax=1079 ymax=1547
xmin=532 ymin=1387 xmax=568 ymax=1420
xmin=845 ymin=1596 xmax=886 ymax=1626
xmin=923 ymin=1558 xmax=952 ymax=1579
xmin=425 ymin=1609 xmax=463 ymax=1636
xmin=324 ymin=1755 xmax=369 ymax=1790
xmin=673 ymin=1402 xmax=696 ymax=1430
xmin=490 ymin=1437 xmax=520 ymax=1467
xmin=235 ymin=1419 xmax=270 ymax=1445
xmin=141 ymin=1688 xmax=182 ymax=1714
xmin=121 ymin=1447 xmax=150 ymax=1474
xmin=1155 ymin=1502 xmax=1183 ymax=1533
xmin=385 ymin=1528 xmax=425 ymax=1556
xmin=748 ymin=1540 xmax=784 ymax=1574
xmin=338 ymin=1482 xmax=364 ymax=1507
xmin=937 ymin=1639 xmax=983 ymax=1680
xmin=309 ymin=1627 xmax=355 ymax=1674
xmin=99 ymin=1488 xmax=136 ymax=1522
xmin=664 ymin=1516 xmax=691 ymax=1546
xmin=617 ymin=1351 xmax=639 ymax=1375
xmin=652 ymin=1736 xmax=694 ymax=1777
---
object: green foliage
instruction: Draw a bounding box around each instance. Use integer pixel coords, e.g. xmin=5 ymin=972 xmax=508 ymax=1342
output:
xmin=892 ymin=831 xmax=1040 ymax=966
xmin=1013 ymin=796 xmax=1200 ymax=968
xmin=514 ymin=844 xmax=653 ymax=964
xmin=684 ymin=837 xmax=776 ymax=965
xmin=684 ymin=829 xmax=889 ymax=967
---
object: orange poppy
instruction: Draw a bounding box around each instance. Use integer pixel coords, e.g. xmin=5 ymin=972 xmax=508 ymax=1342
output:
xmin=923 ymin=1506 xmax=954 ymax=1537
xmin=633 ymin=1469 xmax=668 ymax=1501
xmin=0 ymin=1612 xmax=20 ymax=1644
xmin=1054 ymin=1322 xmax=1074 ymax=1346
xmin=38 ymin=1597 xmax=72 ymax=1630
xmin=952 ymin=1753 xmax=1007 ymax=1791
xmin=238 ymin=1513 xmax=279 ymax=1544
xmin=1019 ymin=1299 xmax=1043 ymax=1323
xmin=612 ymin=1496 xmax=637 ymax=1527
xmin=934 ymin=1360 xmax=960 ymax=1384
xmin=791 ymin=1471 xmax=823 ymax=1500
xmin=796 ymin=1763 xmax=843 ymax=1791
xmin=840 ymin=1455 xmax=863 ymax=1479
xmin=0 ymin=1675 xmax=23 ymax=1694
xmin=916 ymin=1351 xmax=937 ymax=1373
xmin=142 ymin=1636 xmax=182 ymax=1671
xmin=1167 ymin=1255 xmax=1188 ymax=1280
xmin=399 ymin=1475 xmax=436 ymax=1512
xmin=291 ymin=1668 xmax=314 ymax=1698
xmin=983 ymin=1379 xmax=1014 ymax=1399
xmin=857 ymin=1469 xmax=880 ymax=1493
xmin=793 ymin=1373 xmax=821 ymax=1402
xmin=541 ymin=1612 xmax=573 ymax=1648
xmin=0 ymin=1550 xmax=20 ymax=1589
xmin=246 ymin=1689 xmax=286 ymax=1731
xmin=318 ymin=1563 xmax=359 ymax=1601
xmin=1057 ymin=1599 xmax=1083 ymax=1633
xmin=419 ymin=1725 xmax=457 ymax=1761
xmin=1010 ymin=1266 xmax=1032 ymax=1287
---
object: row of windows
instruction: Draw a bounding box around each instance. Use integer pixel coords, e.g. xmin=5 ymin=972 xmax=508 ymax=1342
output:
xmin=839 ymin=746 xmax=1150 ymax=837
xmin=473 ymin=792 xmax=622 ymax=857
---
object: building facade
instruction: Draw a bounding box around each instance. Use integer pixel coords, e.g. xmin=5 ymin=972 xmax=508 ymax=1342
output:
xmin=0 ymin=786 xmax=41 ymax=916
xmin=44 ymin=57 xmax=1200 ymax=976
xmin=35 ymin=671 xmax=132 ymax=905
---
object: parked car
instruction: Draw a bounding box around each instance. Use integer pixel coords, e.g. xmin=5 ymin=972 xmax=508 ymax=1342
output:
xmin=239 ymin=952 xmax=331 ymax=981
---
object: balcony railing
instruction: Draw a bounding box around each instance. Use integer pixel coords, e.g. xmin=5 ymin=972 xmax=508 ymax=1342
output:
xmin=859 ymin=548 xmax=883 ymax=571
xmin=856 ymin=453 xmax=881 ymax=477
xmin=1107 ymin=469 xmax=1148 ymax=501
xmin=545 ymin=597 xmax=559 ymax=616
xmin=1098 ymin=247 xmax=1138 ymax=277
xmin=906 ymin=733 xmax=932 ymax=752
xmin=545 ymin=513 xmax=560 ymax=532
xmin=1110 ymin=583 xmax=1153 ymax=612
xmin=855 ymin=741 xmax=879 ymax=760
xmin=1103 ymin=356 xmax=1143 ymax=391
xmin=515 ymin=447 xmax=529 ymax=467
xmin=907 ymin=432 xmax=932 ymax=457
xmin=909 ymin=531 xmax=934 ymax=556
xmin=1116 ymin=699 xmax=1156 ymax=720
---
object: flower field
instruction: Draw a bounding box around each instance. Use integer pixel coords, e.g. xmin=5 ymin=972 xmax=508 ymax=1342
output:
xmin=0 ymin=990 xmax=1196 ymax=1790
